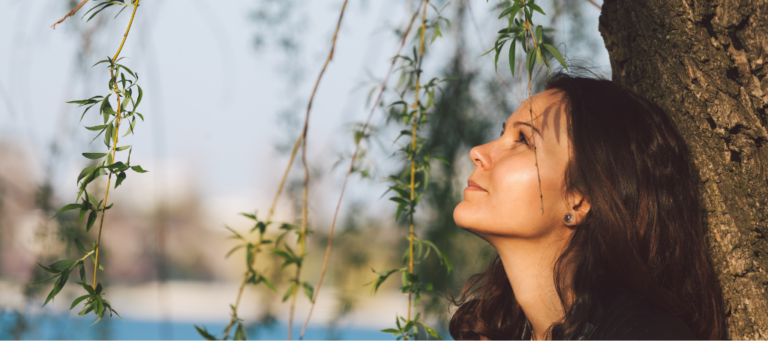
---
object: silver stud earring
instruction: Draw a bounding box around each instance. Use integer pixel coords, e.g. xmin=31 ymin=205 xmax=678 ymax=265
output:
xmin=564 ymin=213 xmax=574 ymax=224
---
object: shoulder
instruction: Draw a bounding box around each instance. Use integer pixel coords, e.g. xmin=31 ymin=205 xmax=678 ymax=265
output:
xmin=587 ymin=288 xmax=697 ymax=340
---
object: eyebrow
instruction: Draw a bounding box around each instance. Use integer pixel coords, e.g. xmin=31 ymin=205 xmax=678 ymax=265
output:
xmin=511 ymin=121 xmax=541 ymax=136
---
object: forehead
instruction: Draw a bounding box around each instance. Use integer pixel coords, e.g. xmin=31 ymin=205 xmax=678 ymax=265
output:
xmin=507 ymin=89 xmax=568 ymax=143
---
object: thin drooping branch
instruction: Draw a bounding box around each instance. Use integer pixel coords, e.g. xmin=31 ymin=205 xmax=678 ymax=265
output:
xmin=288 ymin=1 xmax=350 ymax=340
xmin=407 ymin=2 xmax=429 ymax=338
xmin=524 ymin=16 xmax=545 ymax=215
xmin=51 ymin=0 xmax=90 ymax=29
xmin=298 ymin=2 xmax=423 ymax=339
xmin=586 ymin=0 xmax=601 ymax=9
xmin=92 ymin=0 xmax=141 ymax=289
xmin=466 ymin=0 xmax=545 ymax=214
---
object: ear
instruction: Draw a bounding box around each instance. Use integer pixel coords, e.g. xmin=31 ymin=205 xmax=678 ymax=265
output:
xmin=565 ymin=192 xmax=591 ymax=226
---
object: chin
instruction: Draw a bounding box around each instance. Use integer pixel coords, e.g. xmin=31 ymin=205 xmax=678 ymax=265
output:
xmin=453 ymin=201 xmax=475 ymax=229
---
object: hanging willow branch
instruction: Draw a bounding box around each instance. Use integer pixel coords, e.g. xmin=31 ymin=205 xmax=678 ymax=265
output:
xmin=51 ymin=0 xmax=89 ymax=29
xmin=38 ymin=0 xmax=148 ymax=326
xmin=287 ymin=1 xmax=350 ymax=339
xmin=298 ymin=2 xmax=423 ymax=339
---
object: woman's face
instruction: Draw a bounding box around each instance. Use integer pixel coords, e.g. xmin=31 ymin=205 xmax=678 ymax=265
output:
xmin=453 ymin=89 xmax=578 ymax=241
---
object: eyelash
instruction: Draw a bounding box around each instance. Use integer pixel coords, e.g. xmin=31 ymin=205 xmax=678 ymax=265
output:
xmin=515 ymin=131 xmax=529 ymax=145
xmin=501 ymin=123 xmax=529 ymax=146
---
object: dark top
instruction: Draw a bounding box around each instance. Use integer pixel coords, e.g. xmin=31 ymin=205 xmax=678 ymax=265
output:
xmin=578 ymin=286 xmax=697 ymax=340
xmin=516 ymin=284 xmax=697 ymax=339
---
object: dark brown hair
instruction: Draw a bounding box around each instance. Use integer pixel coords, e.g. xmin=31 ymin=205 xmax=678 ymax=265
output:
xmin=449 ymin=73 xmax=724 ymax=340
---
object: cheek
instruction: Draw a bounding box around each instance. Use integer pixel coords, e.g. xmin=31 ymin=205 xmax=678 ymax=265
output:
xmin=487 ymin=158 xmax=543 ymax=224
xmin=453 ymin=152 xmax=568 ymax=238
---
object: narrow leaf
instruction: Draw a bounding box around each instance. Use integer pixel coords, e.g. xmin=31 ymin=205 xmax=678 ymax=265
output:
xmin=52 ymin=203 xmax=82 ymax=219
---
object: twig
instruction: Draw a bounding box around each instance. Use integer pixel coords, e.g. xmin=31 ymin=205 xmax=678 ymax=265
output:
xmin=298 ymin=2 xmax=423 ymax=339
xmin=51 ymin=0 xmax=89 ymax=29
xmin=406 ymin=2 xmax=429 ymax=339
xmin=524 ymin=14 xmax=545 ymax=215
xmin=586 ymin=0 xmax=601 ymax=9
xmin=222 ymin=231 xmax=264 ymax=339
xmin=288 ymin=1 xmax=350 ymax=340
xmin=92 ymin=0 xmax=141 ymax=290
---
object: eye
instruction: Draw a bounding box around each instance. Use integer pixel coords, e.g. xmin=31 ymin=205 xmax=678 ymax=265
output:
xmin=515 ymin=130 xmax=529 ymax=145
xmin=500 ymin=122 xmax=506 ymax=137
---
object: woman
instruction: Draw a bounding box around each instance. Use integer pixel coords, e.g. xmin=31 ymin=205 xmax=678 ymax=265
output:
xmin=450 ymin=73 xmax=724 ymax=340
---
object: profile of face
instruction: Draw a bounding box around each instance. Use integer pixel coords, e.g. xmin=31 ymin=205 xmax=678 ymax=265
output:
xmin=453 ymin=89 xmax=589 ymax=242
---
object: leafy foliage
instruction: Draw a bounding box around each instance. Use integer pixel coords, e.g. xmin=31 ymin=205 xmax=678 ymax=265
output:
xmin=367 ymin=1 xmax=454 ymax=339
xmin=34 ymin=0 xmax=144 ymax=326
xmin=485 ymin=0 xmax=568 ymax=78
xmin=196 ymin=212 xmax=277 ymax=340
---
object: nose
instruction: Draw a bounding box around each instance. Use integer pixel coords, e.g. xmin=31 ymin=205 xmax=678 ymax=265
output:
xmin=470 ymin=143 xmax=492 ymax=170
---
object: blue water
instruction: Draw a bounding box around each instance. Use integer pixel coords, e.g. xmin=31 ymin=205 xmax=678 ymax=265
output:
xmin=0 ymin=310 xmax=390 ymax=340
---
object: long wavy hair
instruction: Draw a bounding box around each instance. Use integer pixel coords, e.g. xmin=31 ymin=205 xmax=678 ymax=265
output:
xmin=449 ymin=73 xmax=724 ymax=340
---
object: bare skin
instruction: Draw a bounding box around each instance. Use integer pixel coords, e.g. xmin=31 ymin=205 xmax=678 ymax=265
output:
xmin=453 ymin=89 xmax=591 ymax=340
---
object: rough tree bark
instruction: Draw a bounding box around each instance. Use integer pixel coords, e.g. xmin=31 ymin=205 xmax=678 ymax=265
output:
xmin=599 ymin=0 xmax=768 ymax=339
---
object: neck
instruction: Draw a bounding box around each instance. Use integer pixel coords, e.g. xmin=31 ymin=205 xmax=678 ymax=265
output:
xmin=490 ymin=231 xmax=573 ymax=340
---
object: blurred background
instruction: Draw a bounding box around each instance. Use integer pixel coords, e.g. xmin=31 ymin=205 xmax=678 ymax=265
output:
xmin=0 ymin=0 xmax=608 ymax=339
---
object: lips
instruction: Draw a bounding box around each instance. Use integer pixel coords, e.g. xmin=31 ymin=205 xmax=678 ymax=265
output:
xmin=466 ymin=179 xmax=487 ymax=192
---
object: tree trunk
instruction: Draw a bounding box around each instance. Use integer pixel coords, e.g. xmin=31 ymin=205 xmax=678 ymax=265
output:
xmin=599 ymin=0 xmax=768 ymax=339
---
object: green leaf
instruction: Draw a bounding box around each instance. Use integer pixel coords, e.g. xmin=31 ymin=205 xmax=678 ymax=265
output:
xmin=494 ymin=39 xmax=507 ymax=73
xmin=102 ymin=100 xmax=115 ymax=120
xmin=509 ymin=38 xmax=516 ymax=77
xmin=224 ymin=225 xmax=246 ymax=241
xmin=526 ymin=46 xmax=536 ymax=76
xmin=78 ymin=302 xmax=94 ymax=316
xmin=367 ymin=268 xmax=399 ymax=294
xmin=83 ymin=152 xmax=108 ymax=160
xmin=79 ymin=207 xmax=88 ymax=225
xmin=542 ymin=43 xmax=568 ymax=71
xmin=70 ymin=294 xmax=91 ymax=310
xmin=240 ymin=212 xmax=257 ymax=220
xmin=43 ymin=268 xmax=70 ymax=307
xmin=527 ymin=3 xmax=546 ymax=15
xmin=381 ymin=328 xmax=400 ymax=334
xmin=77 ymin=164 xmax=100 ymax=184
xmin=535 ymin=45 xmax=543 ymax=65
xmin=122 ymin=117 xmax=136 ymax=137
xmin=135 ymin=85 xmax=143 ymax=108
xmin=49 ymin=259 xmax=77 ymax=272
xmin=30 ymin=274 xmax=59 ymax=285
xmin=261 ymin=275 xmax=277 ymax=292
xmin=85 ymin=210 xmax=97 ymax=233
xmin=282 ymin=284 xmax=296 ymax=302
xmin=418 ymin=322 xmax=444 ymax=339
xmin=225 ymin=245 xmax=244 ymax=259
xmin=78 ymin=281 xmax=96 ymax=295
xmin=106 ymin=161 xmax=130 ymax=172
xmin=115 ymin=171 xmax=127 ymax=189
xmin=535 ymin=25 xmax=543 ymax=47
xmin=498 ymin=3 xmax=522 ymax=18
xmin=74 ymin=239 xmax=88 ymax=254
xmin=52 ymin=203 xmax=82 ymax=219
xmin=302 ymin=281 xmax=314 ymax=301
xmin=270 ymin=250 xmax=294 ymax=262
xmin=104 ymin=124 xmax=114 ymax=148
xmin=131 ymin=165 xmax=148 ymax=173
xmin=119 ymin=64 xmax=135 ymax=78
xmin=430 ymin=23 xmax=442 ymax=44
xmin=116 ymin=145 xmax=131 ymax=151
xmin=234 ymin=323 xmax=246 ymax=340
xmin=194 ymin=325 xmax=217 ymax=340
xmin=79 ymin=263 xmax=86 ymax=282
xmin=36 ymin=262 xmax=59 ymax=274
xmin=85 ymin=125 xmax=107 ymax=131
